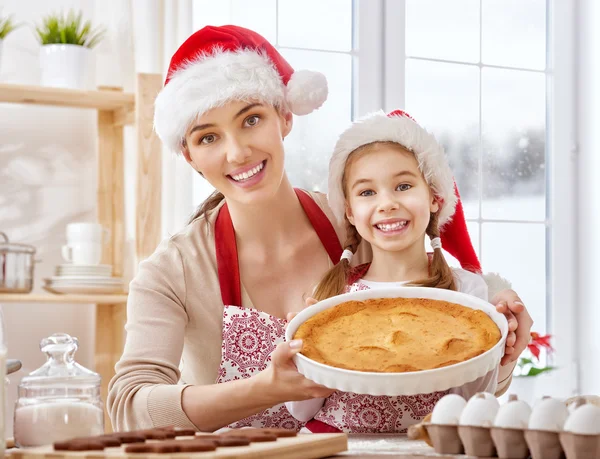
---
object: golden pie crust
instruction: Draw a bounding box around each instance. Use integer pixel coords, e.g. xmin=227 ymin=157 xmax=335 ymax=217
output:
xmin=293 ymin=297 xmax=501 ymax=372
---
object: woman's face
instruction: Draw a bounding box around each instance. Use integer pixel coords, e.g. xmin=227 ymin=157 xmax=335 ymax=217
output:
xmin=183 ymin=100 xmax=293 ymax=205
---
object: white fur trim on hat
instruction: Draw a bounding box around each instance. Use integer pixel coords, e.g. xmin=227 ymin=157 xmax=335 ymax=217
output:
xmin=154 ymin=49 xmax=285 ymax=154
xmin=328 ymin=110 xmax=457 ymax=227
xmin=154 ymin=49 xmax=328 ymax=154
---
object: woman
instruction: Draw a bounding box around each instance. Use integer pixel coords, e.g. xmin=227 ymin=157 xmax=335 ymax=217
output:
xmin=108 ymin=25 xmax=532 ymax=432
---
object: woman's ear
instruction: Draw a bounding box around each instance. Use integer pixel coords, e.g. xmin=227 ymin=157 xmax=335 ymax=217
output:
xmin=280 ymin=109 xmax=294 ymax=139
xmin=181 ymin=142 xmax=193 ymax=163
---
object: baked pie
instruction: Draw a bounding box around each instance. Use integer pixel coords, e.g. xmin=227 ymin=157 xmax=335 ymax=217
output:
xmin=293 ymin=297 xmax=501 ymax=373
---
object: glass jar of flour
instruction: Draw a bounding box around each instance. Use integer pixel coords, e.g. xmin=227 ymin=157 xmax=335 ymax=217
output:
xmin=13 ymin=333 xmax=104 ymax=447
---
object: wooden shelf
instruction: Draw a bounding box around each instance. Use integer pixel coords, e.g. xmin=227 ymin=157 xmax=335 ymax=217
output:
xmin=0 ymin=293 xmax=128 ymax=304
xmin=0 ymin=83 xmax=135 ymax=111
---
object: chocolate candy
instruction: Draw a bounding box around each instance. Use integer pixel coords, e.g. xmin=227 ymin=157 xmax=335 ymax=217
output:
xmin=166 ymin=439 xmax=217 ymax=452
xmin=110 ymin=432 xmax=146 ymax=443
xmin=134 ymin=429 xmax=176 ymax=440
xmin=261 ymin=428 xmax=297 ymax=437
xmin=125 ymin=443 xmax=179 ymax=454
xmin=222 ymin=429 xmax=277 ymax=442
xmin=214 ymin=436 xmax=252 ymax=447
xmin=172 ymin=428 xmax=197 ymax=437
xmin=54 ymin=440 xmax=105 ymax=451
xmin=94 ymin=435 xmax=122 ymax=447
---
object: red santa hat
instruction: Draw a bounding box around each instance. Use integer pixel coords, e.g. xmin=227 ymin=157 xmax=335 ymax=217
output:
xmin=328 ymin=109 xmax=482 ymax=273
xmin=154 ymin=25 xmax=328 ymax=154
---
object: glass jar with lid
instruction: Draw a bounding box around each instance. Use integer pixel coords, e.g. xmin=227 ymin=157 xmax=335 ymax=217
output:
xmin=13 ymin=333 xmax=104 ymax=447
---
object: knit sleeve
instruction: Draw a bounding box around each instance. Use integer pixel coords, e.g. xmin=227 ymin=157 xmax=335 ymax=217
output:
xmin=107 ymin=237 xmax=197 ymax=431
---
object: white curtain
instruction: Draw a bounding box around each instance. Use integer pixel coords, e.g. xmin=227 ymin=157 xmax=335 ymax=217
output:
xmin=130 ymin=0 xmax=195 ymax=238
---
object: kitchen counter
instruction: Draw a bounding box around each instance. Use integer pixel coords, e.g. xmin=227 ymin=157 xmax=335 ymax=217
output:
xmin=329 ymin=434 xmax=467 ymax=458
xmin=4 ymin=435 xmax=467 ymax=459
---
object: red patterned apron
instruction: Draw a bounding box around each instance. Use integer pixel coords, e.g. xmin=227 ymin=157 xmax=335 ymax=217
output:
xmin=214 ymin=189 xmax=342 ymax=430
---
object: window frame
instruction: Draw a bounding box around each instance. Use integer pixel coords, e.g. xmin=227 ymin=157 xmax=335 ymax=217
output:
xmin=381 ymin=0 xmax=578 ymax=393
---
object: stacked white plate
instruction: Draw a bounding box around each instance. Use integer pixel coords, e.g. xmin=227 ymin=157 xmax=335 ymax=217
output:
xmin=44 ymin=264 xmax=126 ymax=294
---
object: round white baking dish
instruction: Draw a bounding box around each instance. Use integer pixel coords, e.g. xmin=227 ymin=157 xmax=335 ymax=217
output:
xmin=285 ymin=287 xmax=508 ymax=396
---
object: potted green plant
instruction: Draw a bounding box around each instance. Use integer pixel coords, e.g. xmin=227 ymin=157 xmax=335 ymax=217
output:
xmin=34 ymin=10 xmax=105 ymax=89
xmin=510 ymin=332 xmax=555 ymax=403
xmin=0 ymin=14 xmax=20 ymax=71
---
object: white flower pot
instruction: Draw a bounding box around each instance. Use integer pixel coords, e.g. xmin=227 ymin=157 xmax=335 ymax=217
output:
xmin=39 ymin=44 xmax=92 ymax=90
xmin=0 ymin=39 xmax=3 ymax=75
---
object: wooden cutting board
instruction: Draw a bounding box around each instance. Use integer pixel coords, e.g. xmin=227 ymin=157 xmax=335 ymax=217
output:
xmin=7 ymin=433 xmax=347 ymax=459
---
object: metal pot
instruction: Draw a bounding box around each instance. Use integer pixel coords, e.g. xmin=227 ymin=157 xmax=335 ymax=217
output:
xmin=0 ymin=232 xmax=37 ymax=293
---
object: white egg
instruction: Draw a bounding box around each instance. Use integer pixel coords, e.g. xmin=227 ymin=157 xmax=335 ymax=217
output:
xmin=564 ymin=404 xmax=600 ymax=435
xmin=459 ymin=394 xmax=500 ymax=427
xmin=431 ymin=394 xmax=467 ymax=425
xmin=494 ymin=397 xmax=531 ymax=429
xmin=528 ymin=397 xmax=569 ymax=431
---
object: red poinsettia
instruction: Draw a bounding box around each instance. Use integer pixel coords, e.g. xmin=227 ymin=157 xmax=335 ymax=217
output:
xmin=527 ymin=332 xmax=554 ymax=360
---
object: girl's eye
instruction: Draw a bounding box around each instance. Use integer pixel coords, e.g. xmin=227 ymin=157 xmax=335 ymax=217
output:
xmin=244 ymin=115 xmax=260 ymax=127
xmin=359 ymin=189 xmax=375 ymax=197
xmin=397 ymin=183 xmax=412 ymax=192
xmin=200 ymin=134 xmax=217 ymax=145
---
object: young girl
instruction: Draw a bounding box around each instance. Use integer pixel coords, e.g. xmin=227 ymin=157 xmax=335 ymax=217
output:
xmin=287 ymin=109 xmax=514 ymax=433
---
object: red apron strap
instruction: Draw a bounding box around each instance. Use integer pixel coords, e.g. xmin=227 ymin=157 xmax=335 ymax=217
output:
xmin=215 ymin=203 xmax=242 ymax=306
xmin=294 ymin=189 xmax=343 ymax=264
xmin=304 ymin=419 xmax=342 ymax=433
xmin=215 ymin=189 xmax=343 ymax=306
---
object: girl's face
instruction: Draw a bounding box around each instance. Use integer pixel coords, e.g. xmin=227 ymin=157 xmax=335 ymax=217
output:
xmin=183 ymin=100 xmax=293 ymax=205
xmin=344 ymin=144 xmax=439 ymax=254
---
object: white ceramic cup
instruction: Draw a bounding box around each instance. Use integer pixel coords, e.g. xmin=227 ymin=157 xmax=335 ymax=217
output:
xmin=66 ymin=223 xmax=110 ymax=245
xmin=61 ymin=243 xmax=102 ymax=265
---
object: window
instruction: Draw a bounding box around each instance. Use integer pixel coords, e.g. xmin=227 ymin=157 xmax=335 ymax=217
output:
xmin=189 ymin=0 xmax=577 ymax=392
xmin=191 ymin=0 xmax=359 ymax=199
xmin=395 ymin=0 xmax=577 ymax=394
xmin=401 ymin=0 xmax=549 ymax=333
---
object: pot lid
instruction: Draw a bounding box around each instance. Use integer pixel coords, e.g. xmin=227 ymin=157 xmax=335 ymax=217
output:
xmin=0 ymin=232 xmax=36 ymax=254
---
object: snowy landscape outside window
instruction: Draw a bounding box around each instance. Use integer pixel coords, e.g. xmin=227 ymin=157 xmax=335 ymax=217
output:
xmin=404 ymin=0 xmax=549 ymax=334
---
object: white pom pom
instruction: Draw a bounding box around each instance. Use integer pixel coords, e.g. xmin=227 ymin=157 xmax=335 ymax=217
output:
xmin=285 ymin=70 xmax=328 ymax=115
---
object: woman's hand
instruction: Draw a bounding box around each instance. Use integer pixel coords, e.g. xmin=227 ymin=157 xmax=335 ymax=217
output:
xmin=256 ymin=302 xmax=334 ymax=405
xmin=492 ymin=289 xmax=534 ymax=366
xmin=260 ymin=340 xmax=335 ymax=403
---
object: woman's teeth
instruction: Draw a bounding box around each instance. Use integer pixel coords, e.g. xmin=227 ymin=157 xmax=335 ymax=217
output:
xmin=231 ymin=162 xmax=264 ymax=181
xmin=376 ymin=221 xmax=408 ymax=232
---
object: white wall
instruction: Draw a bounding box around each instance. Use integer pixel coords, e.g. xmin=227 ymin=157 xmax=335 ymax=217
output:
xmin=577 ymin=0 xmax=600 ymax=395
xmin=0 ymin=0 xmax=134 ymax=437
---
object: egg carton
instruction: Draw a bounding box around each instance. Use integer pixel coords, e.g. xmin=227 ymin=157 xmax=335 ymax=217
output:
xmin=408 ymin=394 xmax=600 ymax=459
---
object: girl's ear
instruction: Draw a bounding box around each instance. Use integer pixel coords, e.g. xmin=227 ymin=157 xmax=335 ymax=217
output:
xmin=345 ymin=203 xmax=355 ymax=226
xmin=430 ymin=194 xmax=440 ymax=213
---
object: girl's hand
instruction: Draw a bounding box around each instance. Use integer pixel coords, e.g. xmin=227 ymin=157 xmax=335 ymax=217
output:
xmin=492 ymin=289 xmax=534 ymax=366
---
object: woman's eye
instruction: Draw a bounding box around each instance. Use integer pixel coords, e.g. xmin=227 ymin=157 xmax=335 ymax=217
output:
xmin=200 ymin=134 xmax=216 ymax=145
xmin=397 ymin=183 xmax=412 ymax=192
xmin=244 ymin=115 xmax=260 ymax=127
xmin=359 ymin=190 xmax=375 ymax=197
